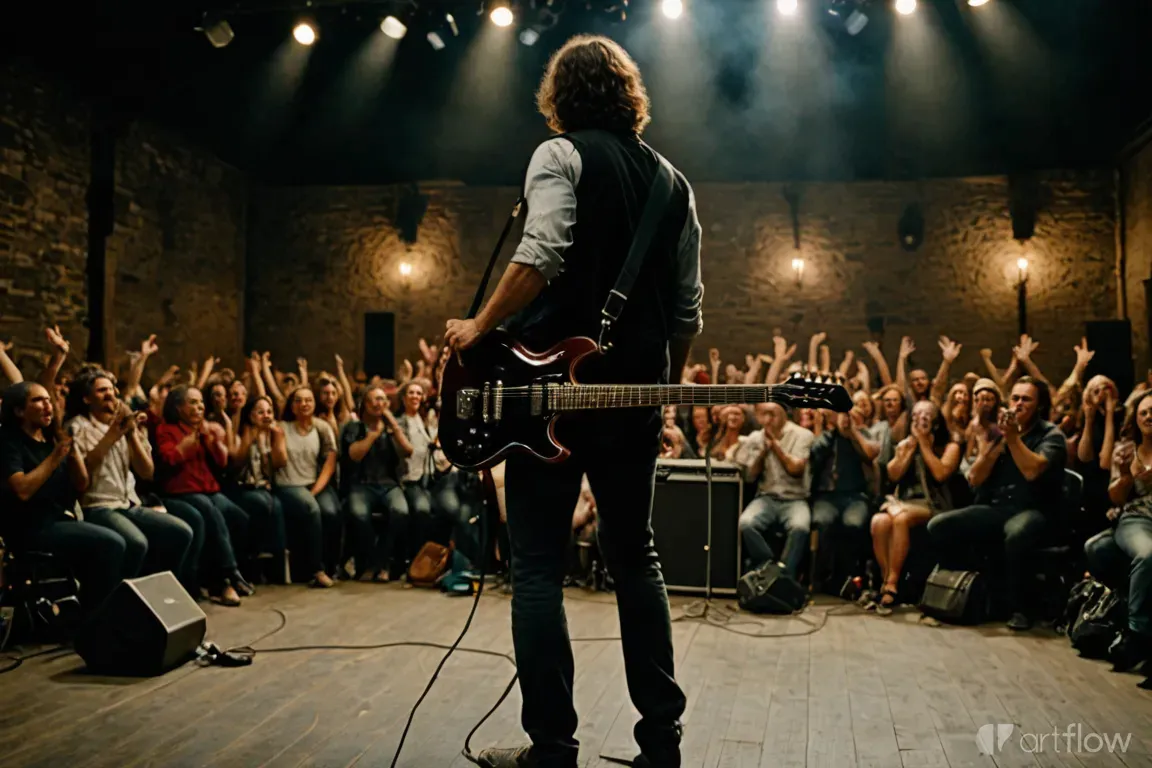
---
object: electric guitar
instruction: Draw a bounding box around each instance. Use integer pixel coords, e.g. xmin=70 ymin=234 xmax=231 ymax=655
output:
xmin=438 ymin=331 xmax=853 ymax=471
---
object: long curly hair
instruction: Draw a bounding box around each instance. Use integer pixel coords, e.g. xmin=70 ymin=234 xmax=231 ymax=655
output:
xmin=535 ymin=35 xmax=651 ymax=136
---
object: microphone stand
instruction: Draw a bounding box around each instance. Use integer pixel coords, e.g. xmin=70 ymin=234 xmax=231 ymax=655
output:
xmin=683 ymin=419 xmax=720 ymax=622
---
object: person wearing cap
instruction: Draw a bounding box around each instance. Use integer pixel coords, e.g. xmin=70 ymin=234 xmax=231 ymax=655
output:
xmin=926 ymin=376 xmax=1067 ymax=631
xmin=962 ymin=377 xmax=1003 ymax=470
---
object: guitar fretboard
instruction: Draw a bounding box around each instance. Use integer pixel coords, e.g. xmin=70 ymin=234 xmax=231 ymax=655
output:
xmin=551 ymin=385 xmax=777 ymax=411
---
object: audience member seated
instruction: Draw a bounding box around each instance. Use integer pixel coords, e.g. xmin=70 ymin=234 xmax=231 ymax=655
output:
xmin=1077 ymin=375 xmax=1121 ymax=537
xmin=225 ymin=395 xmax=288 ymax=581
xmin=341 ymin=386 xmax=412 ymax=581
xmin=808 ymin=403 xmax=880 ymax=590
xmin=869 ymin=400 xmax=965 ymax=614
xmin=66 ymin=371 xmax=193 ymax=581
xmin=963 ymin=378 xmax=1002 ymax=467
xmin=927 ymin=377 xmax=1066 ymax=630
xmin=396 ymin=382 xmax=440 ymax=556
xmin=0 ymin=381 xmax=125 ymax=614
xmin=732 ymin=403 xmax=814 ymax=579
xmin=155 ymin=385 xmax=253 ymax=606
xmin=1083 ymin=392 xmax=1152 ymax=672
xmin=274 ymin=387 xmax=341 ymax=588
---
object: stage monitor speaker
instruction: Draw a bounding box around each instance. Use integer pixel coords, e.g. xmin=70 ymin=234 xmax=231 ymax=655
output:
xmin=651 ymin=459 xmax=743 ymax=596
xmin=1084 ymin=319 xmax=1134 ymax=397
xmin=75 ymin=571 xmax=206 ymax=676
xmin=738 ymin=562 xmax=807 ymax=614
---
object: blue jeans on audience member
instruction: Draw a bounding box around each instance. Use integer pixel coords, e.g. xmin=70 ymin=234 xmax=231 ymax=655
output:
xmin=739 ymin=495 xmax=811 ymax=577
xmin=275 ymin=485 xmax=341 ymax=578
xmin=812 ymin=492 xmax=872 ymax=583
xmin=434 ymin=471 xmax=481 ymax=567
xmin=161 ymin=498 xmax=205 ymax=594
xmin=926 ymin=503 xmax=1047 ymax=615
xmin=83 ymin=505 xmax=194 ymax=579
xmin=162 ymin=493 xmax=248 ymax=591
xmin=402 ymin=481 xmax=436 ymax=557
xmin=346 ymin=483 xmax=409 ymax=576
xmin=31 ymin=520 xmax=126 ymax=613
xmin=1085 ymin=515 xmax=1152 ymax=636
xmin=226 ymin=487 xmax=287 ymax=558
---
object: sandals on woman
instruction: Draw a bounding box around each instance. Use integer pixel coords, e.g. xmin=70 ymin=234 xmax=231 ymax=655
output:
xmin=874 ymin=588 xmax=899 ymax=616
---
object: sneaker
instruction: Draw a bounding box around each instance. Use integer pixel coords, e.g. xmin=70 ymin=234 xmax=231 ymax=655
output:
xmin=1006 ymin=612 xmax=1032 ymax=631
xmin=476 ymin=746 xmax=537 ymax=768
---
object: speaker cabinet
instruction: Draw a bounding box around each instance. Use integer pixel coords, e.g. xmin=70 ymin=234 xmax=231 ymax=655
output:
xmin=1084 ymin=319 xmax=1134 ymax=396
xmin=651 ymin=459 xmax=743 ymax=595
xmin=75 ymin=572 xmax=206 ymax=676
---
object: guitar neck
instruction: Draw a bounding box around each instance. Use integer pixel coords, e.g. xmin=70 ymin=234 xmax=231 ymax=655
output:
xmin=552 ymin=385 xmax=776 ymax=411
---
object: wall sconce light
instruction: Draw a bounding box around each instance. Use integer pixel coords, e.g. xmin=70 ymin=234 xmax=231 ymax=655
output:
xmin=791 ymin=257 xmax=805 ymax=285
xmin=1015 ymin=257 xmax=1029 ymax=335
xmin=398 ymin=262 xmax=413 ymax=278
xmin=1016 ymin=257 xmax=1029 ymax=284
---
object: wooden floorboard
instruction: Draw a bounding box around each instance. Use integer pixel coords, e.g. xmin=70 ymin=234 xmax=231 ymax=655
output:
xmin=3 ymin=587 xmax=1152 ymax=767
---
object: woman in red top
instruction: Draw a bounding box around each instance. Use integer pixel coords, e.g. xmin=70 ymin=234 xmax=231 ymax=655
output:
xmin=155 ymin=385 xmax=251 ymax=606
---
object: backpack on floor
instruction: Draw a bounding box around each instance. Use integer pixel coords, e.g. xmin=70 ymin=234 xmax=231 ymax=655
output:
xmin=440 ymin=551 xmax=480 ymax=596
xmin=1057 ymin=578 xmax=1103 ymax=635
xmin=1068 ymin=586 xmax=1127 ymax=659
xmin=408 ymin=542 xmax=453 ymax=588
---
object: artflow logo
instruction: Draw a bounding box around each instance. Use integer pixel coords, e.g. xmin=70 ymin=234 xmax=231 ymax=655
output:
xmin=976 ymin=723 xmax=1132 ymax=755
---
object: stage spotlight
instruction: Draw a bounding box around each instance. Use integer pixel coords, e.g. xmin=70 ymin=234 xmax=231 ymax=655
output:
xmin=293 ymin=22 xmax=316 ymax=45
xmin=381 ymin=16 xmax=407 ymax=39
xmin=520 ymin=28 xmax=540 ymax=45
xmin=662 ymin=0 xmax=684 ymax=19
xmin=428 ymin=31 xmax=445 ymax=49
xmin=198 ymin=15 xmax=234 ymax=48
xmin=968 ymin=0 xmax=990 ymax=4
xmin=894 ymin=0 xmax=916 ymax=15
xmin=490 ymin=2 xmax=514 ymax=26
xmin=778 ymin=0 xmax=799 ymax=16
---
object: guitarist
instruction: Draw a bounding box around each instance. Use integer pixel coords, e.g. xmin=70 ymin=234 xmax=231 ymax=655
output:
xmin=444 ymin=34 xmax=702 ymax=768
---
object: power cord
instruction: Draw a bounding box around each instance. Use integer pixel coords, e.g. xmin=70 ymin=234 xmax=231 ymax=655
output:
xmin=0 ymin=643 xmax=72 ymax=675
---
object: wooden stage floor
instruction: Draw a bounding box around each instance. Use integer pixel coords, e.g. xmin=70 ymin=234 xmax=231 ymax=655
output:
xmin=3 ymin=583 xmax=1152 ymax=768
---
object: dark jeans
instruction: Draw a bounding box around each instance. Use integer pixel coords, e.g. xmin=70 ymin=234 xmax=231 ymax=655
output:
xmin=504 ymin=413 xmax=685 ymax=766
xmin=32 ymin=519 xmax=126 ymax=613
xmin=83 ymin=505 xmax=194 ymax=579
xmin=1085 ymin=515 xmax=1152 ymax=635
xmin=812 ymin=492 xmax=872 ymax=585
xmin=162 ymin=492 xmax=248 ymax=591
xmin=226 ymin=487 xmax=287 ymax=556
xmin=926 ymin=503 xmax=1047 ymax=615
xmin=435 ymin=471 xmax=482 ymax=567
xmin=275 ymin=485 xmax=341 ymax=577
xmin=738 ymin=495 xmax=811 ymax=577
xmin=346 ymin=483 xmax=408 ymax=575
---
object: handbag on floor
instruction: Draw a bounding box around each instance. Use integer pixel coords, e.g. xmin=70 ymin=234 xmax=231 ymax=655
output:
xmin=408 ymin=541 xmax=453 ymax=587
xmin=918 ymin=565 xmax=988 ymax=624
xmin=1068 ymin=585 xmax=1126 ymax=659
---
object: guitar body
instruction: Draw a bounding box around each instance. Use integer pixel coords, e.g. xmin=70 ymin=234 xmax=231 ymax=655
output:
xmin=438 ymin=331 xmax=600 ymax=471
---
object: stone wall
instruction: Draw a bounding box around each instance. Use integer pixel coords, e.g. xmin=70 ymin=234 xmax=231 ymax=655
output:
xmin=106 ymin=121 xmax=247 ymax=377
xmin=248 ymin=171 xmax=1120 ymax=384
xmin=0 ymin=59 xmax=247 ymax=382
xmin=0 ymin=61 xmax=90 ymax=371
xmin=1124 ymin=139 xmax=1152 ymax=375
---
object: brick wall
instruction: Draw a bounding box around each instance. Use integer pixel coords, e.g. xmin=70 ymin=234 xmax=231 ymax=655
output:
xmin=0 ymin=59 xmax=247 ymax=382
xmin=248 ymin=171 xmax=1119 ymax=384
xmin=1124 ymin=140 xmax=1152 ymax=375
xmin=0 ymin=61 xmax=90 ymax=371
xmin=106 ymin=121 xmax=247 ymax=378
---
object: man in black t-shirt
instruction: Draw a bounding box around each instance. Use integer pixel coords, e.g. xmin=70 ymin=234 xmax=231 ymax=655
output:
xmin=926 ymin=377 xmax=1067 ymax=630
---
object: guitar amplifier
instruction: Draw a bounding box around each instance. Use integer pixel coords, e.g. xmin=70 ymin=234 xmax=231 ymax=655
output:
xmin=651 ymin=458 xmax=744 ymax=595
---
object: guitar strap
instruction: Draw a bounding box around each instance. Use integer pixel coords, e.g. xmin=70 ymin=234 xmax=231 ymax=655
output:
xmin=598 ymin=153 xmax=676 ymax=352
xmin=466 ymin=196 xmax=525 ymax=321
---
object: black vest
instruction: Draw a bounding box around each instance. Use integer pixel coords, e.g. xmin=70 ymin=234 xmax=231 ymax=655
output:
xmin=505 ymin=130 xmax=691 ymax=385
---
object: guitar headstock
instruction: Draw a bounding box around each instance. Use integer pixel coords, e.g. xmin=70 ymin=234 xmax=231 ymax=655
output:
xmin=772 ymin=370 xmax=854 ymax=412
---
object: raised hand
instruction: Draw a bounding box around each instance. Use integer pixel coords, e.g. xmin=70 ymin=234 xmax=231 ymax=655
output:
xmin=1014 ymin=334 xmax=1039 ymax=362
xmin=0 ymin=340 xmax=12 ymax=353
xmin=773 ymin=336 xmax=797 ymax=361
xmin=400 ymin=359 xmax=414 ymax=382
xmin=334 ymin=353 xmax=345 ymax=370
xmin=45 ymin=325 xmax=70 ymax=355
xmin=140 ymin=334 xmax=159 ymax=357
xmin=811 ymin=331 xmax=827 ymax=346
xmin=899 ymin=336 xmax=915 ymax=359
xmin=861 ymin=340 xmax=880 ymax=356
xmin=1115 ymin=442 xmax=1135 ymax=476
xmin=419 ymin=338 xmax=439 ymax=367
xmin=709 ymin=348 xmax=720 ymax=366
xmin=1074 ymin=337 xmax=1094 ymax=367
xmin=938 ymin=336 xmax=962 ymax=362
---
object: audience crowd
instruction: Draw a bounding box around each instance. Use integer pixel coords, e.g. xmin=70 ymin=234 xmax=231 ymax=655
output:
xmin=1 ymin=324 xmax=1149 ymax=680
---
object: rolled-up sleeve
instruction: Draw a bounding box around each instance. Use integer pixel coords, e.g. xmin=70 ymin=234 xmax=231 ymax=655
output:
xmin=509 ymin=138 xmax=580 ymax=283
xmin=673 ymin=182 xmax=704 ymax=338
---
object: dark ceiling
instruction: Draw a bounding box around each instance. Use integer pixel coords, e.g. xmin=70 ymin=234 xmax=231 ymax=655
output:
xmin=9 ymin=0 xmax=1152 ymax=185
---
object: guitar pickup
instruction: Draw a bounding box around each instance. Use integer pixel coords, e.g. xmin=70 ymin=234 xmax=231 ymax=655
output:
xmin=456 ymin=388 xmax=479 ymax=419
